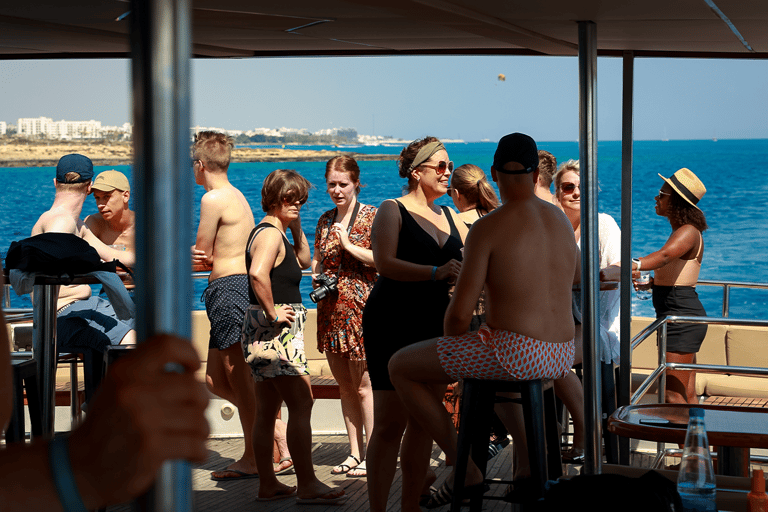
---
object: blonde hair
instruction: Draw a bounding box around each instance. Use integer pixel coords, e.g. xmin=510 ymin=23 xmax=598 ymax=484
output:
xmin=554 ymin=159 xmax=580 ymax=199
xmin=193 ymin=131 xmax=233 ymax=171
xmin=450 ymin=164 xmax=499 ymax=215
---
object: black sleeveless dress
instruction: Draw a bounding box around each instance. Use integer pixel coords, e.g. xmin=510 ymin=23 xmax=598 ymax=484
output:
xmin=362 ymin=200 xmax=463 ymax=390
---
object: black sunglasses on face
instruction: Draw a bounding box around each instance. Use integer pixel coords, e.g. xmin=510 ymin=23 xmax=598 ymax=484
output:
xmin=561 ymin=182 xmax=579 ymax=193
xmin=420 ymin=161 xmax=454 ymax=174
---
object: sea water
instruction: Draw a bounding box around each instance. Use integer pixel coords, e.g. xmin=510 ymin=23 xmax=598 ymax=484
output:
xmin=677 ymin=481 xmax=717 ymax=511
xmin=1 ymin=139 xmax=767 ymax=316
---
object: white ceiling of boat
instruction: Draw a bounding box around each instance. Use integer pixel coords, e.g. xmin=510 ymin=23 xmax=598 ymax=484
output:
xmin=0 ymin=0 xmax=766 ymax=59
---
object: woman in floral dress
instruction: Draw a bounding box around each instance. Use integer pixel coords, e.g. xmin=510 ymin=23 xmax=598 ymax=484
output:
xmin=312 ymin=155 xmax=377 ymax=478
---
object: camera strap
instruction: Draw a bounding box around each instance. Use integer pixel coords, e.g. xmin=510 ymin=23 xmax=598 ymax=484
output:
xmin=319 ymin=201 xmax=361 ymax=272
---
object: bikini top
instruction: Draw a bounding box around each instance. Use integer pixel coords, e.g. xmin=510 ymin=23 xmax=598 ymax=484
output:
xmin=244 ymin=222 xmax=302 ymax=305
xmin=654 ymin=230 xmax=703 ymax=287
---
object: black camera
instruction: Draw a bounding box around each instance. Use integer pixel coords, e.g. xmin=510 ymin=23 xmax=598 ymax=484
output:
xmin=309 ymin=274 xmax=338 ymax=303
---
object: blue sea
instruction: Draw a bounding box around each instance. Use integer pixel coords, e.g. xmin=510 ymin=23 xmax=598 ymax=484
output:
xmin=2 ymin=139 xmax=766 ymax=320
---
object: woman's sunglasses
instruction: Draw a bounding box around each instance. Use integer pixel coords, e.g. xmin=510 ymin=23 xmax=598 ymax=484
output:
xmin=419 ymin=161 xmax=454 ymax=174
xmin=561 ymin=182 xmax=579 ymax=194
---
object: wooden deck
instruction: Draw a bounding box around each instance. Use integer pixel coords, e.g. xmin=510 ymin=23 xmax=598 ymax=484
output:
xmin=105 ymin=434 xmax=657 ymax=512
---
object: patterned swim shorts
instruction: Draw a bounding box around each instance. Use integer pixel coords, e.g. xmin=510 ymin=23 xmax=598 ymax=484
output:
xmin=241 ymin=303 xmax=308 ymax=382
xmin=202 ymin=274 xmax=249 ymax=350
xmin=437 ymin=324 xmax=574 ymax=381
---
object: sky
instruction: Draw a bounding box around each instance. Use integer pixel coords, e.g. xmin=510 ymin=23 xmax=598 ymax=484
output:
xmin=1 ymin=55 xmax=766 ymax=142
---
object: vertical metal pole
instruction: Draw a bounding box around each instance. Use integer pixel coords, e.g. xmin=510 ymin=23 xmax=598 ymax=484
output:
xmin=32 ymin=284 xmax=59 ymax=438
xmin=618 ymin=50 xmax=634 ymax=466
xmin=578 ymin=20 xmax=602 ymax=475
xmin=722 ymin=285 xmax=730 ymax=318
xmin=130 ymin=0 xmax=193 ymax=510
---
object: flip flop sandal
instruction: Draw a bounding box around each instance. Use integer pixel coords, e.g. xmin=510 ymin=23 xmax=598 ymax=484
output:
xmin=346 ymin=460 xmax=367 ymax=478
xmin=274 ymin=457 xmax=294 ymax=475
xmin=330 ymin=454 xmax=361 ymax=475
xmin=210 ymin=469 xmax=259 ymax=481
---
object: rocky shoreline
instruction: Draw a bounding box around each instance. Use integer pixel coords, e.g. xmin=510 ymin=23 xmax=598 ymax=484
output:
xmin=0 ymin=141 xmax=396 ymax=167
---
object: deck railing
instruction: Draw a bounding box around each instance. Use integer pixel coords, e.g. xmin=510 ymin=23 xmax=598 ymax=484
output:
xmin=630 ymin=315 xmax=768 ymax=406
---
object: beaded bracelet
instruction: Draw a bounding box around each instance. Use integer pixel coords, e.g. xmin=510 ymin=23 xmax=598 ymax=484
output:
xmin=430 ymin=266 xmax=437 ymax=281
xmin=49 ymin=436 xmax=87 ymax=512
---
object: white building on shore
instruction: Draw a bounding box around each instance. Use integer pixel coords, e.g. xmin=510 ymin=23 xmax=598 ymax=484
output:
xmin=0 ymin=122 xmax=6 ymax=135
xmin=17 ymin=117 xmax=104 ymax=139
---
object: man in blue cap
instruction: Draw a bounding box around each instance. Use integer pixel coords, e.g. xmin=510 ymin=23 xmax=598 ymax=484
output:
xmin=31 ymin=153 xmax=136 ymax=352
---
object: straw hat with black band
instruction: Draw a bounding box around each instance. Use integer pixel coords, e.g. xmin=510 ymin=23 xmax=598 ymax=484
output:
xmin=658 ymin=168 xmax=706 ymax=210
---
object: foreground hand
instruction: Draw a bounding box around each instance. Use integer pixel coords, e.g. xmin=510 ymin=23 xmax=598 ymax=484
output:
xmin=69 ymin=334 xmax=209 ymax=509
xmin=435 ymin=259 xmax=462 ymax=282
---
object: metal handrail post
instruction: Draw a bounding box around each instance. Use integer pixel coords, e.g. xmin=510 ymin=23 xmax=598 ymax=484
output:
xmin=578 ymin=19 xmax=601 ymax=476
xmin=618 ymin=49 xmax=635 ymax=466
xmin=722 ymin=284 xmax=730 ymax=318
xmin=130 ymin=0 xmax=193 ymax=509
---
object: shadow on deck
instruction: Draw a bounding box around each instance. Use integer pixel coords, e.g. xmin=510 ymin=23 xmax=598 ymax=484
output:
xmin=107 ymin=435 xmax=658 ymax=512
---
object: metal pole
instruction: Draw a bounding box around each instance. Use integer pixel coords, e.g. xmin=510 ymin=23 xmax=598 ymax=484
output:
xmin=130 ymin=0 xmax=193 ymax=510
xmin=618 ymin=50 xmax=634 ymax=465
xmin=578 ymin=20 xmax=601 ymax=475
xmin=32 ymin=283 xmax=59 ymax=438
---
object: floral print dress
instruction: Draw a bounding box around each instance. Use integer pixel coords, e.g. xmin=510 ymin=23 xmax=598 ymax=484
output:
xmin=314 ymin=204 xmax=377 ymax=361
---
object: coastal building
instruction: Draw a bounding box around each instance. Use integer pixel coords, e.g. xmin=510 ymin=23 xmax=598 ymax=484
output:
xmin=0 ymin=121 xmax=6 ymax=135
xmin=17 ymin=116 xmax=103 ymax=139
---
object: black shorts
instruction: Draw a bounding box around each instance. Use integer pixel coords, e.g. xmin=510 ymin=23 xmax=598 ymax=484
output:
xmin=652 ymin=285 xmax=708 ymax=354
xmin=202 ymin=274 xmax=249 ymax=350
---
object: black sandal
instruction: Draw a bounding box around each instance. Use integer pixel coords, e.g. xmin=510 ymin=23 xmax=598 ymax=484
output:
xmin=425 ymin=481 xmax=487 ymax=509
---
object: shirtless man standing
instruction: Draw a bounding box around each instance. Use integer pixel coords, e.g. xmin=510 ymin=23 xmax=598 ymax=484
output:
xmin=388 ymin=133 xmax=580 ymax=508
xmin=32 ymin=154 xmax=136 ymax=351
xmin=191 ymin=131 xmax=289 ymax=480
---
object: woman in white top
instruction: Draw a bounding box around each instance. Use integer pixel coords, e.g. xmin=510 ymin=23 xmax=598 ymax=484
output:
xmin=553 ymin=159 xmax=621 ymax=462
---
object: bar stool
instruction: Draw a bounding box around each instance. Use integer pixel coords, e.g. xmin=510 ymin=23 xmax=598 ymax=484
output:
xmin=451 ymin=378 xmax=562 ymax=512
xmin=6 ymin=355 xmax=43 ymax=443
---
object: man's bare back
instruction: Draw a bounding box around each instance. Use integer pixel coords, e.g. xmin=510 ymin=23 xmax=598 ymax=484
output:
xmin=195 ymin=184 xmax=255 ymax=281
xmin=475 ymin=199 xmax=578 ymax=343
xmin=444 ymin=133 xmax=580 ymax=345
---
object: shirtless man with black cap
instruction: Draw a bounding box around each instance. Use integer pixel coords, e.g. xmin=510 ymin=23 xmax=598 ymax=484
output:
xmin=388 ymin=133 xmax=580 ymax=508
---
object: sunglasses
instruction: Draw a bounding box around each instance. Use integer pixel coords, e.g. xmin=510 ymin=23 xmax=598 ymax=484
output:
xmin=419 ymin=161 xmax=454 ymax=174
xmin=657 ymin=190 xmax=671 ymax=198
xmin=283 ymin=196 xmax=307 ymax=206
xmin=191 ymin=158 xmax=200 ymax=167
xmin=561 ymin=182 xmax=580 ymax=193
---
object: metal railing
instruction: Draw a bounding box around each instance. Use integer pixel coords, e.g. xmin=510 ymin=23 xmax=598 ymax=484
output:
xmin=630 ymin=314 xmax=768 ymax=405
xmin=696 ymin=279 xmax=768 ymax=318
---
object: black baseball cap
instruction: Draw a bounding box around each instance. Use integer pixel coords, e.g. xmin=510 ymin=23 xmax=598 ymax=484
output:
xmin=492 ymin=133 xmax=539 ymax=174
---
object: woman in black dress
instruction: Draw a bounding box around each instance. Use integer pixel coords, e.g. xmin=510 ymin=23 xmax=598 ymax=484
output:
xmin=363 ymin=137 xmax=468 ymax=512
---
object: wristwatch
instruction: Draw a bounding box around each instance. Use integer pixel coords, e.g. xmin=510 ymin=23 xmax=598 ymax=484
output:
xmin=632 ymin=258 xmax=641 ymax=271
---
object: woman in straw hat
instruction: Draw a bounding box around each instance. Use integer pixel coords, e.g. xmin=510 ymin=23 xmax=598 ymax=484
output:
xmin=629 ymin=168 xmax=709 ymax=405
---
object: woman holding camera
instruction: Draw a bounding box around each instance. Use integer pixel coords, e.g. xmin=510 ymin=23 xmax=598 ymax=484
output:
xmin=242 ymin=169 xmax=345 ymax=503
xmin=362 ymin=137 xmax=468 ymax=512
xmin=311 ymin=155 xmax=377 ymax=478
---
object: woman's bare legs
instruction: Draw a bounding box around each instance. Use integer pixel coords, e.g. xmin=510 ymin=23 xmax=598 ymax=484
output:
xmin=665 ymin=352 xmax=697 ymax=404
xmin=366 ymin=389 xmax=409 ymax=512
xmin=254 ymin=376 xmax=343 ymax=500
xmin=326 ymin=352 xmax=374 ymax=468
xmin=252 ymin=380 xmax=295 ymax=499
xmin=389 ymin=338 xmax=483 ymax=506
xmin=553 ymin=324 xmax=585 ymax=451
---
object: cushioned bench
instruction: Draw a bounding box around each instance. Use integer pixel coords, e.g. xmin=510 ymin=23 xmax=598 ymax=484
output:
xmin=631 ymin=316 xmax=768 ymax=402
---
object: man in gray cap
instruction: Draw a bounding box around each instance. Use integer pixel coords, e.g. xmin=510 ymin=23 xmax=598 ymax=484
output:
xmin=31 ymin=154 xmax=136 ymax=351
xmin=85 ymin=170 xmax=135 ymax=257
xmin=388 ymin=133 xmax=581 ymax=506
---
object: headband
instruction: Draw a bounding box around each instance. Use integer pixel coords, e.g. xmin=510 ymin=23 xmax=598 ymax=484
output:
xmin=407 ymin=141 xmax=445 ymax=174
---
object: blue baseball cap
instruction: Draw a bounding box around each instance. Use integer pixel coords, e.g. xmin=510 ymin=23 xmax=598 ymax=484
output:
xmin=56 ymin=154 xmax=94 ymax=183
